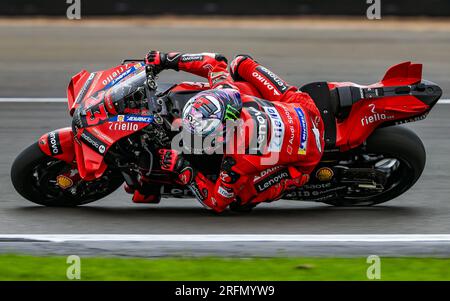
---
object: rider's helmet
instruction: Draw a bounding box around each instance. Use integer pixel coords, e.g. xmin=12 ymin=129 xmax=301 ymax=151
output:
xmin=181 ymin=88 xmax=242 ymax=153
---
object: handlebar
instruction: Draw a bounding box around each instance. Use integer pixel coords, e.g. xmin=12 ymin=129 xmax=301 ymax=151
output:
xmin=121 ymin=59 xmax=145 ymax=64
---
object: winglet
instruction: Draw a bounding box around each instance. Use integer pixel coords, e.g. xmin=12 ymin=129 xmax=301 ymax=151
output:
xmin=381 ymin=61 xmax=422 ymax=84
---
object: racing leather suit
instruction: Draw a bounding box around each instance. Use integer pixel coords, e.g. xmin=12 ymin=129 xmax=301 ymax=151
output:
xmin=158 ymin=52 xmax=325 ymax=212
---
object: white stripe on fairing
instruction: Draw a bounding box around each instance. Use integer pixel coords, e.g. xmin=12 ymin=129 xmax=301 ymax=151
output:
xmin=1 ymin=234 xmax=450 ymax=243
xmin=0 ymin=98 xmax=449 ymax=104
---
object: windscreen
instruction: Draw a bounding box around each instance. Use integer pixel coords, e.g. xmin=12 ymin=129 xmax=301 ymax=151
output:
xmin=105 ymin=67 xmax=147 ymax=105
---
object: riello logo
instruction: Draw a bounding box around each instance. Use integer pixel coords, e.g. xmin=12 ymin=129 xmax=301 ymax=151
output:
xmin=361 ymin=105 xmax=394 ymax=126
xmin=102 ymin=66 xmax=127 ymax=86
xmin=109 ymin=122 xmax=139 ymax=131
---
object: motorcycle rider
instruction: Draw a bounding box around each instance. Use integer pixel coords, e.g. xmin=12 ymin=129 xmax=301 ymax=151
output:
xmin=145 ymin=51 xmax=325 ymax=212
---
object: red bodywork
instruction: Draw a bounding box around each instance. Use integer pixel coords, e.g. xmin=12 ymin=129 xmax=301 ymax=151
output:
xmin=38 ymin=61 xmax=433 ymax=181
xmin=329 ymin=61 xmax=429 ymax=151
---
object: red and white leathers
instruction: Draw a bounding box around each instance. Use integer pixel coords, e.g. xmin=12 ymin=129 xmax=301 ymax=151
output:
xmin=158 ymin=52 xmax=325 ymax=212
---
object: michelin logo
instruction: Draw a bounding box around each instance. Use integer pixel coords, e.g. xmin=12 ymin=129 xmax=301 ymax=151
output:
xmin=294 ymin=107 xmax=308 ymax=155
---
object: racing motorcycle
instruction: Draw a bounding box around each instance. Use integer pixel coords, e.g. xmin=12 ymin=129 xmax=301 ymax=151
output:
xmin=11 ymin=60 xmax=442 ymax=208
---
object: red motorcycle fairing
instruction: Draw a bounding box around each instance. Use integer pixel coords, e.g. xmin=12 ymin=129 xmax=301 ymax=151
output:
xmin=38 ymin=127 xmax=75 ymax=164
xmin=58 ymin=60 xmax=435 ymax=182
xmin=66 ymin=62 xmax=155 ymax=180
xmin=74 ymin=118 xmax=153 ymax=180
xmin=329 ymin=62 xmax=431 ymax=151
xmin=67 ymin=62 xmax=145 ymax=116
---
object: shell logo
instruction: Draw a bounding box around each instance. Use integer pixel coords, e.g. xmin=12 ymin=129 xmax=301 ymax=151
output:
xmin=56 ymin=175 xmax=74 ymax=189
xmin=315 ymin=167 xmax=334 ymax=182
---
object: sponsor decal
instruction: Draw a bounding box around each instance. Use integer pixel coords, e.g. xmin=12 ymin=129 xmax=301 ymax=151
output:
xmin=109 ymin=114 xmax=154 ymax=124
xmin=75 ymin=72 xmax=96 ymax=104
xmin=80 ymin=130 xmax=107 ymax=154
xmin=47 ymin=131 xmax=63 ymax=155
xmin=303 ymin=182 xmax=332 ymax=190
xmin=188 ymin=183 xmax=206 ymax=201
xmin=281 ymin=105 xmax=295 ymax=142
xmin=279 ymin=104 xmax=295 ymax=155
xmin=263 ymin=106 xmax=285 ymax=152
xmin=252 ymin=71 xmax=280 ymax=96
xmin=253 ymin=166 xmax=282 ymax=182
xmin=315 ymin=167 xmax=334 ymax=182
xmin=395 ymin=113 xmax=428 ymax=125
xmin=161 ymin=186 xmax=193 ymax=197
xmin=254 ymin=167 xmax=290 ymax=193
xmin=294 ymin=107 xmax=308 ymax=155
xmin=108 ymin=122 xmax=139 ymax=132
xmin=90 ymin=128 xmax=114 ymax=144
xmin=102 ymin=66 xmax=127 ymax=87
xmin=247 ymin=107 xmax=268 ymax=155
xmin=361 ymin=104 xmax=394 ymax=126
xmin=287 ymin=145 xmax=293 ymax=155
xmin=311 ymin=117 xmax=322 ymax=153
xmin=124 ymin=115 xmax=154 ymax=123
xmin=101 ymin=63 xmax=139 ymax=89
xmin=56 ymin=175 xmax=74 ymax=189
xmin=181 ymin=54 xmax=204 ymax=62
xmin=224 ymin=104 xmax=240 ymax=121
xmin=218 ymin=186 xmax=234 ymax=199
xmin=255 ymin=66 xmax=289 ymax=94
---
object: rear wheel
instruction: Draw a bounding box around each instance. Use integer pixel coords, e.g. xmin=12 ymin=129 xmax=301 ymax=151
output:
xmin=324 ymin=126 xmax=426 ymax=206
xmin=11 ymin=142 xmax=124 ymax=207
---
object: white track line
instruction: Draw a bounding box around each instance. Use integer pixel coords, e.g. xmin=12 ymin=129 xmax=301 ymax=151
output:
xmin=1 ymin=234 xmax=450 ymax=243
xmin=0 ymin=98 xmax=449 ymax=104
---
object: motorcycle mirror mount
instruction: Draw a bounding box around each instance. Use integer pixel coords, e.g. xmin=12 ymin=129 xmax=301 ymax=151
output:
xmin=145 ymin=65 xmax=160 ymax=115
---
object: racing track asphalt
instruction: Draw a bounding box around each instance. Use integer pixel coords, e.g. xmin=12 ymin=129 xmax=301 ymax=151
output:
xmin=0 ymin=20 xmax=449 ymax=257
xmin=1 ymin=101 xmax=449 ymax=235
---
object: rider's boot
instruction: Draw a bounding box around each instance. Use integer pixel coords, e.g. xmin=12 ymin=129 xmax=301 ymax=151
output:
xmin=125 ymin=178 xmax=162 ymax=204
xmin=132 ymin=190 xmax=161 ymax=204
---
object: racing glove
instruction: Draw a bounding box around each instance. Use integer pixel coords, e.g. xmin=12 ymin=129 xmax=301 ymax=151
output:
xmin=158 ymin=149 xmax=194 ymax=185
xmin=145 ymin=50 xmax=180 ymax=73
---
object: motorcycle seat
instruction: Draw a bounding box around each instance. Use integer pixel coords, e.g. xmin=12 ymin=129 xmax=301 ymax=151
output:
xmin=300 ymin=82 xmax=338 ymax=148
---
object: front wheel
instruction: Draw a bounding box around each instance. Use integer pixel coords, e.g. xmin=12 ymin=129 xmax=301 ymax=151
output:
xmin=324 ymin=126 xmax=426 ymax=206
xmin=11 ymin=142 xmax=124 ymax=207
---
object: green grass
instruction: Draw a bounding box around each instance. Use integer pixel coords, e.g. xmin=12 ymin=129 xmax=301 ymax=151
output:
xmin=0 ymin=254 xmax=449 ymax=280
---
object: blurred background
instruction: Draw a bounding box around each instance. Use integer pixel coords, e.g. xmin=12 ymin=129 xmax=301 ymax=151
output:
xmin=0 ymin=0 xmax=449 ymax=98
xmin=2 ymin=0 xmax=450 ymax=16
